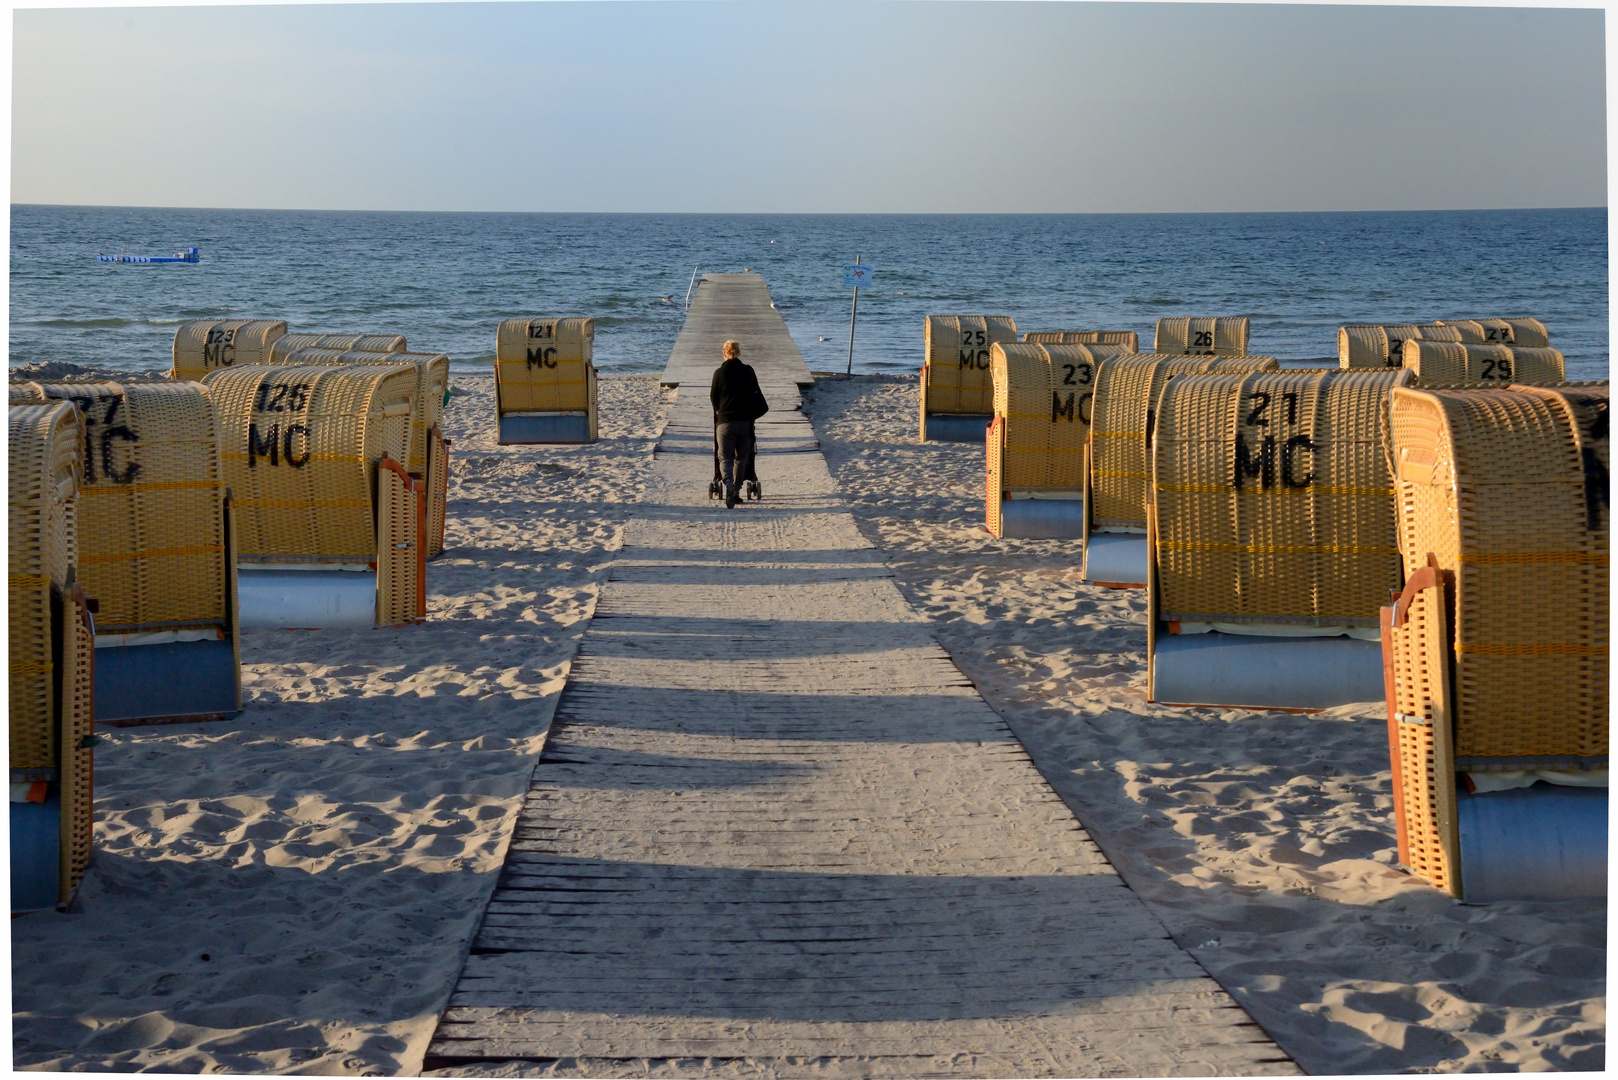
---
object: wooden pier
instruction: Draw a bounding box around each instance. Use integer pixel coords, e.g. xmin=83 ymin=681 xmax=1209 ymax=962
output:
xmin=424 ymin=274 xmax=1295 ymax=1077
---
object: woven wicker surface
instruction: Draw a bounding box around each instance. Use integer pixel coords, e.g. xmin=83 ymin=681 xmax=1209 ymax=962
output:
xmin=1402 ymin=341 xmax=1565 ymax=386
xmin=9 ymin=401 xmax=83 ymax=770
xmin=1089 ymin=354 xmax=1279 ymax=531
xmin=11 ymin=383 xmax=45 ymax=403
xmin=265 ymin=349 xmax=449 ymax=474
xmin=991 ymin=343 xmax=1102 ymax=491
xmin=376 ymin=457 xmax=423 ymax=626
xmin=1021 ymin=330 xmax=1139 ymax=351
xmin=268 ymin=333 xmax=407 ymax=362
xmin=427 ymin=428 xmax=449 ymax=559
xmin=1437 ymin=318 xmax=1550 ymax=347
xmin=922 ymin=315 xmax=1019 ymax=415
xmin=1153 ymin=317 xmax=1249 ymax=357
xmin=1154 ymin=369 xmax=1411 ymax=626
xmin=495 ymin=318 xmax=595 ymax=414
xmin=1337 ymin=324 xmax=1463 ymax=369
xmin=31 ymin=381 xmax=228 ymax=634
xmin=1386 ymin=576 xmax=1459 ymax=894
xmin=204 ymin=364 xmax=416 ymax=562
xmin=1390 ymin=385 xmax=1608 ymax=759
xmin=60 ymin=585 xmax=95 ymax=903
xmin=172 ymin=319 xmax=287 ymax=381
xmin=985 ymin=417 xmax=1004 ymax=536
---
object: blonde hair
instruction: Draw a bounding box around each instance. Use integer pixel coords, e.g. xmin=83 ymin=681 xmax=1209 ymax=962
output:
xmin=722 ymin=340 xmax=741 ymax=359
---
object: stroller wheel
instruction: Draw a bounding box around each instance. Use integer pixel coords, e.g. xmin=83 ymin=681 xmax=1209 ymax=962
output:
xmin=708 ymin=481 xmax=721 ymax=500
xmin=745 ymin=481 xmax=762 ymax=501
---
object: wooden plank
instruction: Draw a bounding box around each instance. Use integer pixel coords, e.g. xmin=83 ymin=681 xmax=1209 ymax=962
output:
xmin=424 ymin=274 xmax=1296 ymax=1078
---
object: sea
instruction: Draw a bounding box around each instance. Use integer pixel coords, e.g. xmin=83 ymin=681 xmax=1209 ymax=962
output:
xmin=8 ymin=205 xmax=1609 ymax=381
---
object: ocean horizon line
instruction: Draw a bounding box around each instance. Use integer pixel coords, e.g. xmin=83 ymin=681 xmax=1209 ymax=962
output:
xmin=10 ymin=203 xmax=1608 ymax=219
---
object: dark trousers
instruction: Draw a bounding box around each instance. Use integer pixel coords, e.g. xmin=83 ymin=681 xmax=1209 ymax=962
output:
xmin=717 ymin=420 xmax=754 ymax=486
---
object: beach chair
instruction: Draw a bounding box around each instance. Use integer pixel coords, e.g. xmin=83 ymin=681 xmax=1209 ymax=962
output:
xmin=264 ymin=348 xmax=453 ymax=558
xmin=918 ymin=315 xmax=1018 ymax=443
xmin=1153 ymin=317 xmax=1250 ymax=357
xmin=19 ymin=382 xmax=241 ymax=726
xmin=1146 ymin=368 xmax=1411 ymax=710
xmin=171 ymin=318 xmax=287 ymax=381
xmin=1401 ymin=340 xmax=1566 ymax=387
xmin=1021 ymin=330 xmax=1139 ymax=351
xmin=204 ymin=364 xmax=425 ymax=629
xmin=494 ymin=317 xmax=598 ymax=444
xmin=1338 ymin=323 xmax=1464 ymax=369
xmin=268 ymin=333 xmax=407 ymax=362
xmin=1436 ymin=317 xmax=1550 ymax=348
xmin=985 ymin=343 xmax=1125 ymax=538
xmin=9 ymin=401 xmax=95 ymax=913
xmin=1383 ymin=383 xmax=1607 ymax=901
xmin=1081 ymin=354 xmax=1279 ymax=588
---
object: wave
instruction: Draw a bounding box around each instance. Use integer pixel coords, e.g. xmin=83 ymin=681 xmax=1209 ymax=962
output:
xmin=24 ymin=317 xmax=148 ymax=329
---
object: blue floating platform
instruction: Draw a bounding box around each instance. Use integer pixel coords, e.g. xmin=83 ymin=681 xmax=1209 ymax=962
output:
xmin=97 ymin=247 xmax=199 ymax=264
xmin=921 ymin=413 xmax=991 ymax=443
xmin=94 ymin=638 xmax=239 ymax=725
xmin=499 ymin=412 xmax=593 ymax=445
xmin=1152 ymin=632 xmax=1384 ymax=711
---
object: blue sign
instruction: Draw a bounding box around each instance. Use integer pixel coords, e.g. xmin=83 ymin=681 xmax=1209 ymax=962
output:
xmin=844 ymin=264 xmax=874 ymax=288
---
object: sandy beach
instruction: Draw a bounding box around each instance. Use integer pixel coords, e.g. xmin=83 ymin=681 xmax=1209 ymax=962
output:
xmin=11 ymin=374 xmax=671 ymax=1073
xmin=10 ymin=369 xmax=1604 ymax=1074
xmin=802 ymin=372 xmax=1605 ymax=1074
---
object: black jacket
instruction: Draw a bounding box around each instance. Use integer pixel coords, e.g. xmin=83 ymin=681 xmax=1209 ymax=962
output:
xmin=711 ymin=359 xmax=769 ymax=423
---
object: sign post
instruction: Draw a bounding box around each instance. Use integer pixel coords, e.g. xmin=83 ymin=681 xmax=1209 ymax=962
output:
xmin=844 ymin=257 xmax=873 ymax=375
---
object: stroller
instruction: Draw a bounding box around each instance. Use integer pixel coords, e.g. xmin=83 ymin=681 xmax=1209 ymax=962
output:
xmin=708 ymin=424 xmax=763 ymax=502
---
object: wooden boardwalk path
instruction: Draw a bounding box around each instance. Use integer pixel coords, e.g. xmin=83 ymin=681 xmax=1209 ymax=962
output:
xmin=424 ymin=275 xmax=1296 ymax=1078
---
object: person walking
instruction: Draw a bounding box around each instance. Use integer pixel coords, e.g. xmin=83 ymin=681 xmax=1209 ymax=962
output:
xmin=710 ymin=339 xmax=769 ymax=508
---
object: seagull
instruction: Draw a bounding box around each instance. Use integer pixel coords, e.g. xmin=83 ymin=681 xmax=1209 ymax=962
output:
xmin=819 ymin=336 xmax=828 ymax=342
xmin=656 ymin=295 xmax=674 ymax=303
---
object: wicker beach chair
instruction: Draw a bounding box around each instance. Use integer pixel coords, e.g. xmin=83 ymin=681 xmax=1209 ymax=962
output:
xmin=985 ymin=343 xmax=1121 ymax=539
xmin=266 ymin=349 xmax=452 ymax=557
xmin=495 ymin=318 xmax=597 ymax=444
xmin=268 ymin=333 xmax=407 ymax=361
xmin=171 ymin=319 xmax=287 ymax=381
xmin=204 ymin=364 xmax=424 ymax=627
xmin=1383 ymin=383 xmax=1608 ymax=900
xmin=1153 ymin=317 xmax=1249 ymax=357
xmin=1021 ymin=330 xmax=1139 ymax=351
xmin=9 ymin=400 xmax=94 ymax=910
xmin=28 ymin=381 xmax=241 ymax=725
xmin=1082 ymin=353 xmax=1278 ymax=587
xmin=1436 ymin=317 xmax=1550 ymax=347
xmin=918 ymin=315 xmax=1018 ymax=442
xmin=1401 ymin=340 xmax=1565 ymax=387
xmin=1147 ymin=368 xmax=1412 ymax=709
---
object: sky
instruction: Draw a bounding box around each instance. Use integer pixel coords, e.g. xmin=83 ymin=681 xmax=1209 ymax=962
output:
xmin=9 ymin=1 xmax=1609 ymax=213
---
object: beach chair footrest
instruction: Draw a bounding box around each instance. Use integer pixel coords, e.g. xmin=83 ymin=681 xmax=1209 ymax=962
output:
xmin=93 ymin=638 xmax=240 ymax=725
xmin=922 ymin=413 xmax=992 ymax=443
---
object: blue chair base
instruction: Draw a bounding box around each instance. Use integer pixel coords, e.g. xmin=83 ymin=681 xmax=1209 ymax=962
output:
xmin=95 ymin=638 xmax=239 ymax=724
xmin=999 ymin=498 xmax=1085 ymax=539
xmin=1458 ymin=785 xmax=1607 ymax=901
xmin=499 ymin=413 xmax=592 ymax=444
xmin=238 ymin=568 xmax=377 ymax=629
xmin=1152 ymin=631 xmax=1385 ymax=711
xmin=922 ymin=413 xmax=991 ymax=443
xmin=11 ymin=792 xmax=60 ymax=912
xmin=1083 ymin=533 xmax=1149 ymax=586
